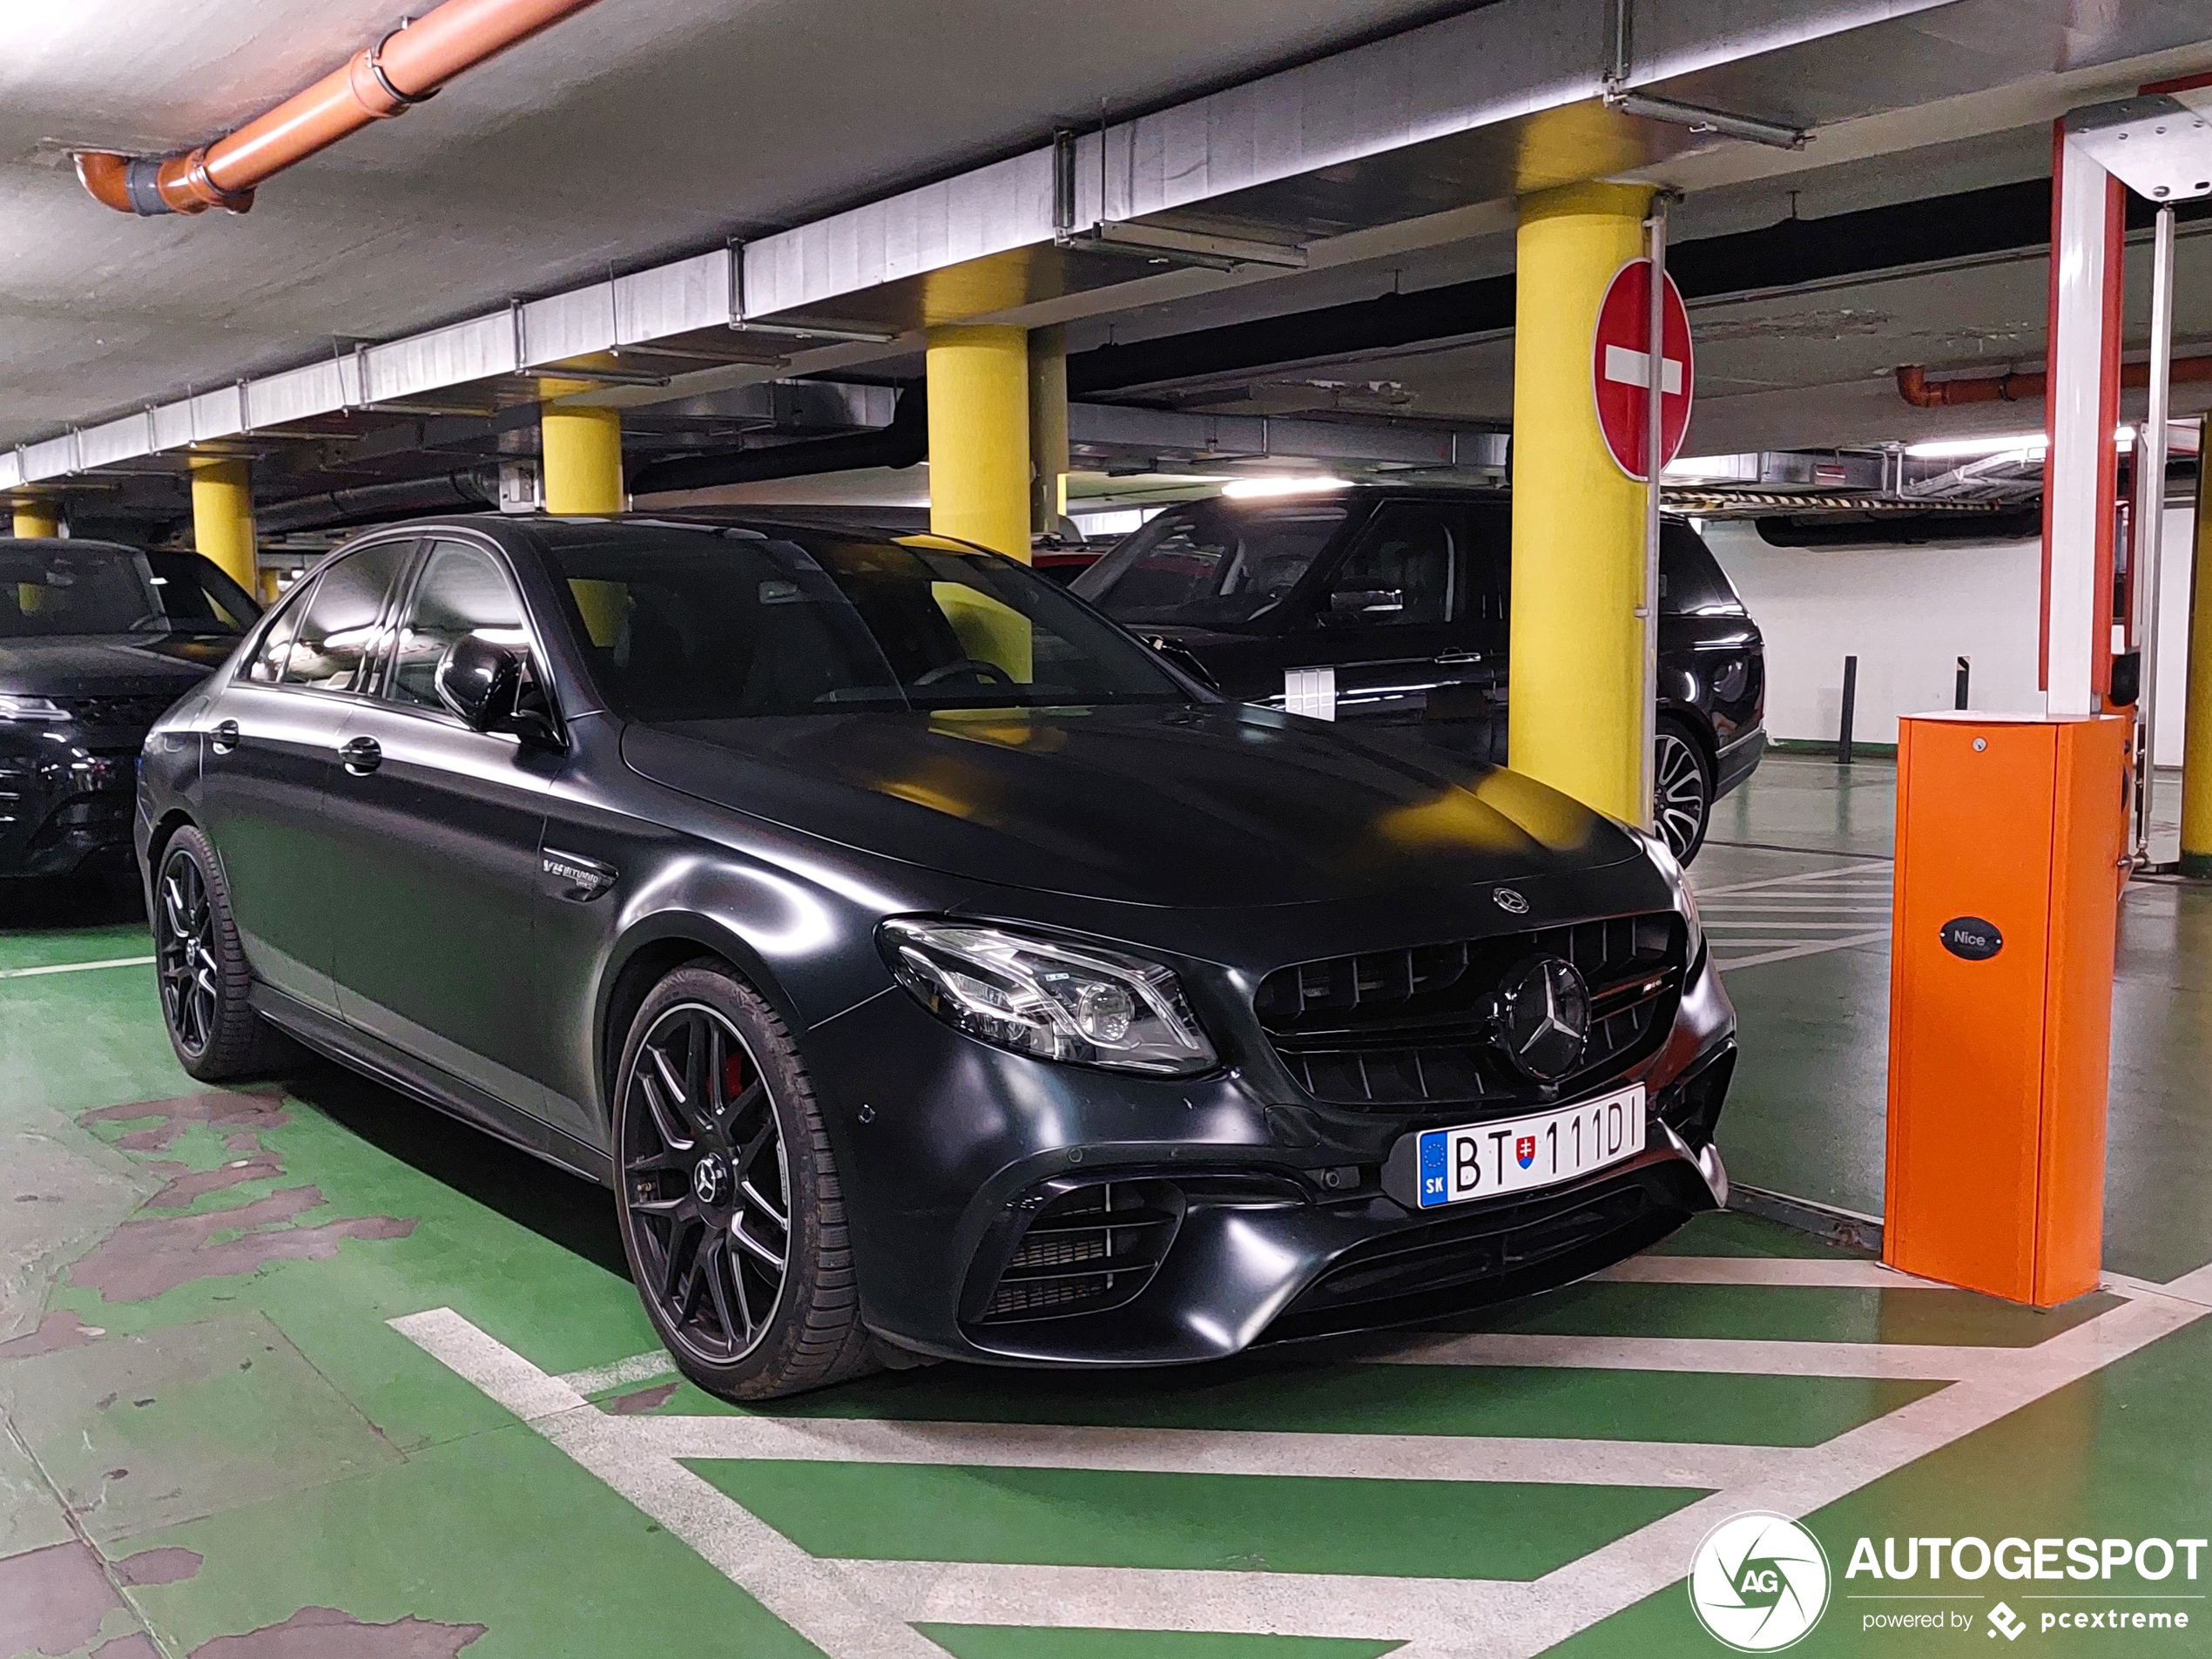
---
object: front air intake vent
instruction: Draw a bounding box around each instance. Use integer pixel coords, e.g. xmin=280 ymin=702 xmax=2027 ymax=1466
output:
xmin=1252 ymin=914 xmax=1685 ymax=1110
xmin=976 ymin=1178 xmax=1182 ymax=1324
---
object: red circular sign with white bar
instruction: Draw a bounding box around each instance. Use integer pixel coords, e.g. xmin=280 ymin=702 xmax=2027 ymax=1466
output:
xmin=1592 ymin=259 xmax=1694 ymax=481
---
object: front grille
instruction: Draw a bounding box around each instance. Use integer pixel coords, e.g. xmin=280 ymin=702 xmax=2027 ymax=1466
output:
xmin=978 ymin=1178 xmax=1181 ymax=1324
xmin=1253 ymin=914 xmax=1684 ymax=1109
xmin=53 ymin=692 xmax=177 ymax=729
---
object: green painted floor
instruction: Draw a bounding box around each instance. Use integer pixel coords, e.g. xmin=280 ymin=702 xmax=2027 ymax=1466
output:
xmin=3 ymin=756 xmax=2210 ymax=1659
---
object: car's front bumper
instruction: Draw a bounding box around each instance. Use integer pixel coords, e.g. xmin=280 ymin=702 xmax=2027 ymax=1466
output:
xmin=806 ymin=940 xmax=1737 ymax=1366
xmin=0 ymin=725 xmax=142 ymax=878
xmin=1715 ymin=723 xmax=1767 ymax=800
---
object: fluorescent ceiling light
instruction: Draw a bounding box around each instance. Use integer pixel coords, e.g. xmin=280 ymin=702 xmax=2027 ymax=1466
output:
xmin=1907 ymin=426 xmax=2154 ymax=461
xmin=1906 ymin=434 xmax=2047 ymax=459
xmin=1220 ymin=475 xmax=1352 ymax=499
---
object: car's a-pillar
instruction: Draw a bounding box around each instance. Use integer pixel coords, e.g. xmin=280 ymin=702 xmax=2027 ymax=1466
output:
xmin=540 ymin=377 xmax=626 ymax=516
xmin=1507 ymin=181 xmax=1655 ymax=828
xmin=189 ymin=455 xmax=259 ymax=597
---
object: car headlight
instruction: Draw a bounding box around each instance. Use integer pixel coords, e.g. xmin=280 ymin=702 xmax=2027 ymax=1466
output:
xmin=0 ymin=694 xmax=70 ymax=722
xmin=879 ymin=918 xmax=1217 ymax=1076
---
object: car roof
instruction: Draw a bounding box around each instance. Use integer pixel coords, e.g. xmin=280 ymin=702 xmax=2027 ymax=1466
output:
xmin=350 ymin=512 xmax=953 ymax=553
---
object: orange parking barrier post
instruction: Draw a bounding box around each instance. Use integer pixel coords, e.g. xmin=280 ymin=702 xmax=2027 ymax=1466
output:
xmin=1884 ymin=712 xmax=2132 ymax=1305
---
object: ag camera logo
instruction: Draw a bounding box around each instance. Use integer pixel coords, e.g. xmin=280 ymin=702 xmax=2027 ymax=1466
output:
xmin=1689 ymin=1512 xmax=1831 ymax=1651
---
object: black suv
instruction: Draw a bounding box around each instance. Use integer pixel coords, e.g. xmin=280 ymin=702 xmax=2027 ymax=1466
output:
xmin=1 ymin=538 xmax=260 ymax=879
xmin=1071 ymin=489 xmax=1765 ymax=860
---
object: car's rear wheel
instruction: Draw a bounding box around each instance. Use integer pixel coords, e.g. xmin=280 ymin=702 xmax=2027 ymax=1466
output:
xmin=1653 ymin=718 xmax=1715 ymax=864
xmin=611 ymin=963 xmax=874 ymax=1399
xmin=152 ymin=826 xmax=293 ymax=1081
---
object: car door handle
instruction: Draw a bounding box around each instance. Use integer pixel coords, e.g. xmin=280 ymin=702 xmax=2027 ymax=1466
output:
xmin=1433 ymin=650 xmax=1483 ymax=666
xmin=337 ymin=735 xmax=382 ymax=776
xmin=209 ymin=720 xmax=239 ymax=754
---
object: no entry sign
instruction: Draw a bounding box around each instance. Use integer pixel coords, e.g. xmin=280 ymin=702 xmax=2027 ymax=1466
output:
xmin=1593 ymin=259 xmax=1693 ymax=481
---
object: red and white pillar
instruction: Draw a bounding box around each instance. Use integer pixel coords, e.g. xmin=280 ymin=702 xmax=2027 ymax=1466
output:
xmin=2040 ymin=124 xmax=2126 ymax=718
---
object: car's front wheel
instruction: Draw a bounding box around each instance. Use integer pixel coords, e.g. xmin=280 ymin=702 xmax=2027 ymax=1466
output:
xmin=152 ymin=826 xmax=293 ymax=1081
xmin=611 ymin=963 xmax=874 ymax=1399
xmin=1653 ymin=718 xmax=1715 ymax=864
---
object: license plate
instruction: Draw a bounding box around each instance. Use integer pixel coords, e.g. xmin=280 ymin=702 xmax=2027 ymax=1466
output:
xmin=1413 ymin=1084 xmax=1646 ymax=1209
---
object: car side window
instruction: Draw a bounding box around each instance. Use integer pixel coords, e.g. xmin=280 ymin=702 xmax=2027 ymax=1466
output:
xmin=277 ymin=542 xmax=414 ymax=694
xmin=1659 ymin=523 xmax=1747 ymax=617
xmin=244 ymin=576 xmax=318 ymax=684
xmin=1456 ymin=504 xmax=1511 ymax=647
xmin=1322 ymin=507 xmax=1455 ymax=628
xmin=388 ymin=542 xmax=529 ymax=711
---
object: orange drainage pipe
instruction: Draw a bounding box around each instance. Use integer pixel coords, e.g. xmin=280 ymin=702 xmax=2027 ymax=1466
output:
xmin=1897 ymin=358 xmax=2212 ymax=408
xmin=74 ymin=0 xmax=604 ymax=216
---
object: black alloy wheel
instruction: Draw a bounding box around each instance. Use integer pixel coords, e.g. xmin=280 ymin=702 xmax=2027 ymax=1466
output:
xmin=612 ymin=964 xmax=875 ymax=1399
xmin=151 ymin=826 xmax=293 ymax=1081
xmin=156 ymin=846 xmax=219 ymax=1059
xmin=1652 ymin=720 xmax=1715 ymax=864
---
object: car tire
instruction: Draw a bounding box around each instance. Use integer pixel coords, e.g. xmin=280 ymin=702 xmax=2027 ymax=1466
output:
xmin=611 ymin=961 xmax=877 ymax=1400
xmin=152 ymin=826 xmax=296 ymax=1082
xmin=1653 ymin=718 xmax=1715 ymax=865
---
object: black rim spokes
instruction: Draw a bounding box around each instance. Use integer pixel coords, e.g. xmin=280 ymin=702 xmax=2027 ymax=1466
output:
xmin=622 ymin=1005 xmax=789 ymax=1361
xmin=1654 ymin=737 xmax=1705 ymax=858
xmin=157 ymin=852 xmax=219 ymax=1055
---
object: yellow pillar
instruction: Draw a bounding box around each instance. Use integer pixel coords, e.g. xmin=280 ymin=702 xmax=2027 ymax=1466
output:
xmin=189 ymin=457 xmax=258 ymax=595
xmin=540 ymin=381 xmax=625 ymax=515
xmin=12 ymin=499 xmax=60 ymax=538
xmin=1507 ymin=181 xmax=1655 ymax=826
xmin=927 ymin=325 xmax=1030 ymax=562
xmin=1028 ymin=325 xmax=1069 ymax=536
xmin=2180 ymin=415 xmax=2212 ymax=877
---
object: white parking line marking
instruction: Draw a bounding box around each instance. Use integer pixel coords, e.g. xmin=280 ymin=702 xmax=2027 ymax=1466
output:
xmin=1693 ymin=861 xmax=1898 ymax=972
xmin=1595 ymin=1256 xmax=1932 ymax=1289
xmin=0 ymin=954 xmax=157 ymax=981
xmin=395 ymin=1275 xmax=2206 ymax=1659
xmin=558 ymin=1351 xmax=678 ymax=1396
xmin=1695 ymin=863 xmax=1889 ymax=897
xmin=390 ymin=1309 xmax=949 ymax=1659
xmin=621 ymin=1412 xmax=1780 ymax=1489
xmin=1714 ymin=931 xmax=1892 ymax=969
xmin=1371 ymin=1330 xmax=1986 ymax=1380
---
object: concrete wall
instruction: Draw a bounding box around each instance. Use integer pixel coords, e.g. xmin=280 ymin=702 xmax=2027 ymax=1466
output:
xmin=1701 ymin=509 xmax=2196 ymax=765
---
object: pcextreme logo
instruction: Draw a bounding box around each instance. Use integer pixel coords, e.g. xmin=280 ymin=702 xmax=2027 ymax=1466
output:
xmin=1689 ymin=1512 xmax=1832 ymax=1651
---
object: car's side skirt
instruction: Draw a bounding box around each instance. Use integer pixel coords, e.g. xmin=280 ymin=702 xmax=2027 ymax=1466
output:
xmin=248 ymin=983 xmax=613 ymax=1188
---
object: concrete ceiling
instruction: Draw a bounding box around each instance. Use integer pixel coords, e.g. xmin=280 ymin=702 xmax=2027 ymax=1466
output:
xmin=8 ymin=0 xmax=2212 ymax=520
xmin=0 ymin=0 xmax=1472 ymax=444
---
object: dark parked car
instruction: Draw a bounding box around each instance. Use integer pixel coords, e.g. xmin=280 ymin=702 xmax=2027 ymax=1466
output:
xmin=138 ymin=516 xmax=1733 ymax=1399
xmin=1 ymin=538 xmax=259 ymax=879
xmin=1071 ymin=489 xmax=1765 ymax=860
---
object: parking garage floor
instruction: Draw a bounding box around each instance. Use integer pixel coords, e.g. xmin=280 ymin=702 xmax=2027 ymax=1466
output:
xmin=6 ymin=759 xmax=2212 ymax=1658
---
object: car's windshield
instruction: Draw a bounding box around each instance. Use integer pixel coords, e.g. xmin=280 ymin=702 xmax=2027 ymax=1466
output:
xmin=1070 ymin=499 xmax=1348 ymax=631
xmin=0 ymin=544 xmax=258 ymax=639
xmin=546 ymin=524 xmax=1192 ymax=720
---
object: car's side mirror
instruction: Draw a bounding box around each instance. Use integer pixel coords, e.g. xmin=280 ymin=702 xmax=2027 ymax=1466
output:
xmin=435 ymin=634 xmax=523 ymax=732
xmin=1322 ymin=587 xmax=1404 ymax=624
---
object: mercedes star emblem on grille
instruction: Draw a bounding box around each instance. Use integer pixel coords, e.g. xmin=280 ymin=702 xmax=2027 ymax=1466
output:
xmin=1493 ymin=955 xmax=1591 ymax=1083
xmin=1491 ymin=886 xmax=1529 ymax=914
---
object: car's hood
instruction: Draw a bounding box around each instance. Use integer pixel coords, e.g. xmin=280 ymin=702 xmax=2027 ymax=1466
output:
xmin=622 ymin=704 xmax=1643 ymax=908
xmin=0 ymin=634 xmax=231 ymax=697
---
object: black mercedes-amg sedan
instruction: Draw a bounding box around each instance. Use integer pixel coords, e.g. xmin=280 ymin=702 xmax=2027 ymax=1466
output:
xmin=136 ymin=515 xmax=1734 ymax=1399
xmin=3 ymin=537 xmax=259 ymax=879
xmin=1071 ymin=489 xmax=1766 ymax=862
